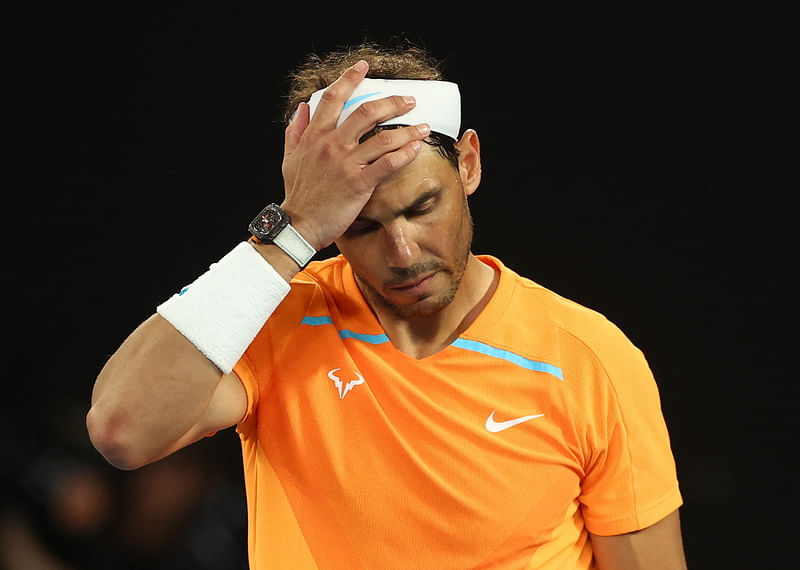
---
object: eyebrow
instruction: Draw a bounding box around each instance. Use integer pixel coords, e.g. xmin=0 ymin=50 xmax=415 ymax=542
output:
xmin=355 ymin=189 xmax=442 ymax=223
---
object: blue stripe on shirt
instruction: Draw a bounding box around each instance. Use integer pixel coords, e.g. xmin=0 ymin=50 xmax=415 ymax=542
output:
xmin=451 ymin=338 xmax=564 ymax=380
xmin=300 ymin=316 xmax=563 ymax=378
xmin=300 ymin=316 xmax=390 ymax=345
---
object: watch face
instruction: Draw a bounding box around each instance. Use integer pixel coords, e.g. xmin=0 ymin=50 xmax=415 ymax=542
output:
xmin=250 ymin=204 xmax=288 ymax=241
xmin=257 ymin=208 xmax=281 ymax=234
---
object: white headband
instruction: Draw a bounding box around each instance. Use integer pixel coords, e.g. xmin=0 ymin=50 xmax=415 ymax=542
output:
xmin=306 ymin=78 xmax=461 ymax=140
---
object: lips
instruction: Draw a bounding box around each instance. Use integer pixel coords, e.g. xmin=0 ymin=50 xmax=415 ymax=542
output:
xmin=390 ymin=272 xmax=437 ymax=290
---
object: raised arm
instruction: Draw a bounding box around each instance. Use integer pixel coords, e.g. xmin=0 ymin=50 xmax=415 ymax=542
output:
xmin=87 ymin=60 xmax=431 ymax=470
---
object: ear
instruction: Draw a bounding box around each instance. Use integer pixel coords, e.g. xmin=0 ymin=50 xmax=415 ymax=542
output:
xmin=455 ymin=129 xmax=481 ymax=197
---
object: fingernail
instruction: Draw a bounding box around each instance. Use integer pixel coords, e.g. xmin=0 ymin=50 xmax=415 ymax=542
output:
xmin=353 ymin=60 xmax=368 ymax=72
xmin=402 ymin=95 xmax=416 ymax=105
xmin=411 ymin=140 xmax=423 ymax=151
xmin=417 ymin=123 xmax=430 ymax=136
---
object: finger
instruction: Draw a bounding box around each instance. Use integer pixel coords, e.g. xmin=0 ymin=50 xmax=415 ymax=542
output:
xmin=362 ymin=139 xmax=425 ymax=187
xmin=337 ymin=95 xmax=417 ymax=143
xmin=308 ymin=60 xmax=369 ymax=131
xmin=284 ymin=102 xmax=310 ymax=154
xmin=353 ymin=123 xmax=431 ymax=165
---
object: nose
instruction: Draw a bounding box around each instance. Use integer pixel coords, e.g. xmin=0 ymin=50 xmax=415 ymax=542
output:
xmin=384 ymin=220 xmax=421 ymax=269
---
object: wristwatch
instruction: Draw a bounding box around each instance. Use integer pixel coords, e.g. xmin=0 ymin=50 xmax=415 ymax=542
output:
xmin=248 ymin=203 xmax=316 ymax=268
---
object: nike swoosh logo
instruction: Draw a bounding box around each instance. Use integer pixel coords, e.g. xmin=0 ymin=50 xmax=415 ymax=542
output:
xmin=485 ymin=410 xmax=545 ymax=433
xmin=343 ymin=91 xmax=382 ymax=110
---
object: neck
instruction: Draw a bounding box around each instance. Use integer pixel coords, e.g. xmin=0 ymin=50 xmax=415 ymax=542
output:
xmin=365 ymin=254 xmax=498 ymax=359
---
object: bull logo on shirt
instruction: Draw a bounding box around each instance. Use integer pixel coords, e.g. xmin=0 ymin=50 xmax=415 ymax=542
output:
xmin=327 ymin=368 xmax=365 ymax=399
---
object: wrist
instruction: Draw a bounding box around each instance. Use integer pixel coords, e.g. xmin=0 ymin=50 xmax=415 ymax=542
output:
xmin=278 ymin=203 xmax=326 ymax=252
xmin=156 ymin=242 xmax=291 ymax=373
xmin=248 ymin=239 xmax=303 ymax=282
xmin=249 ymin=203 xmax=317 ymax=268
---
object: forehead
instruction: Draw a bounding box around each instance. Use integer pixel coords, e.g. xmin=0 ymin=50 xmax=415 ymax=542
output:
xmin=364 ymin=147 xmax=459 ymax=213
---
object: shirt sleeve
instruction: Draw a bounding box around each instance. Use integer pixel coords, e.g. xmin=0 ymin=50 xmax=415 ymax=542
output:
xmin=574 ymin=319 xmax=683 ymax=536
xmin=233 ymin=276 xmax=322 ymax=434
xmin=233 ymin=349 xmax=260 ymax=436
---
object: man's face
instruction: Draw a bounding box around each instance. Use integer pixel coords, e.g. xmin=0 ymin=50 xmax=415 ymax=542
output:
xmin=335 ymin=147 xmax=474 ymax=319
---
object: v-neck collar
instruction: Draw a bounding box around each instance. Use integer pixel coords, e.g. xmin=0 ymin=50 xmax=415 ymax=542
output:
xmin=338 ymin=255 xmax=514 ymax=361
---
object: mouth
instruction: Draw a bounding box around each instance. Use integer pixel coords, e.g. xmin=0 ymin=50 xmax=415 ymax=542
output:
xmin=389 ymin=272 xmax=439 ymax=295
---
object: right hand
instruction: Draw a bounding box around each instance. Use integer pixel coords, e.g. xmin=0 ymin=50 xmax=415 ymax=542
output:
xmin=279 ymin=60 xmax=431 ymax=251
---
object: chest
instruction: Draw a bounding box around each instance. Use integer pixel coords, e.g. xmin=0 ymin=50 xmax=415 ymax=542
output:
xmin=254 ymin=325 xmax=585 ymax=564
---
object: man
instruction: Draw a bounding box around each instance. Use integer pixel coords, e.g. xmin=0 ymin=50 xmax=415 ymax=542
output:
xmin=88 ymin=44 xmax=686 ymax=568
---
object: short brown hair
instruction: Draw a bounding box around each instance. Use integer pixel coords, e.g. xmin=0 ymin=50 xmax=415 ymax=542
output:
xmin=283 ymin=42 xmax=445 ymax=124
xmin=283 ymin=41 xmax=460 ymax=169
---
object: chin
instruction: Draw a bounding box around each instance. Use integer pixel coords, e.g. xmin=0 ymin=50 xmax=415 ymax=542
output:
xmin=382 ymin=284 xmax=459 ymax=319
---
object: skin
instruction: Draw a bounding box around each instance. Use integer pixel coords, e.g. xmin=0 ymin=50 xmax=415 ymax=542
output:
xmin=592 ymin=510 xmax=687 ymax=569
xmin=87 ymin=60 xmax=687 ymax=568
xmin=335 ymin=131 xmax=496 ymax=359
xmin=343 ymin=163 xmax=474 ymax=322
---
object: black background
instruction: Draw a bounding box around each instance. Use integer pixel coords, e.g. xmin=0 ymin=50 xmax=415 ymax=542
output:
xmin=2 ymin=2 xmax=795 ymax=568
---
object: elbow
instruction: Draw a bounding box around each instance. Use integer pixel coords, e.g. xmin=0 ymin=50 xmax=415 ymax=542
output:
xmin=86 ymin=406 xmax=150 ymax=471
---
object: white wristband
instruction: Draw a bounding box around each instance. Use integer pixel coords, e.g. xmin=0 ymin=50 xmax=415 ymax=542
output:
xmin=156 ymin=242 xmax=291 ymax=373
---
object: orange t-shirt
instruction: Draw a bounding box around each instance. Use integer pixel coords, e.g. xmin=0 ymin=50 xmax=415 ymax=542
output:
xmin=233 ymin=255 xmax=682 ymax=569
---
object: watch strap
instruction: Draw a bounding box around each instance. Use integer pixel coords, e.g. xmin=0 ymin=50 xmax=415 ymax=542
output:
xmin=271 ymin=222 xmax=316 ymax=268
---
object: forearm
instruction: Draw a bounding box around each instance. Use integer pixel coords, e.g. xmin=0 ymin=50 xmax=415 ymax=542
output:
xmin=88 ymin=242 xmax=300 ymax=469
xmin=87 ymin=314 xmax=223 ymax=469
xmin=591 ymin=510 xmax=687 ymax=570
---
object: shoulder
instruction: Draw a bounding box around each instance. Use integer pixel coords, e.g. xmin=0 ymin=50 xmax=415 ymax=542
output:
xmin=235 ymin=256 xmax=353 ymax=417
xmin=288 ymin=255 xmax=366 ymax=315
xmin=478 ymin=256 xmax=653 ymax=398
xmin=275 ymin=255 xmax=350 ymax=307
xmin=291 ymin=255 xmax=348 ymax=288
xmin=484 ymin=255 xmax=637 ymax=357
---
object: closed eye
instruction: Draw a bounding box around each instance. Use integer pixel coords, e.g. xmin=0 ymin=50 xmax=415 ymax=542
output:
xmin=402 ymin=192 xmax=439 ymax=218
xmin=346 ymin=220 xmax=379 ymax=235
xmin=345 ymin=189 xmax=440 ymax=236
xmin=406 ymin=205 xmax=433 ymax=218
